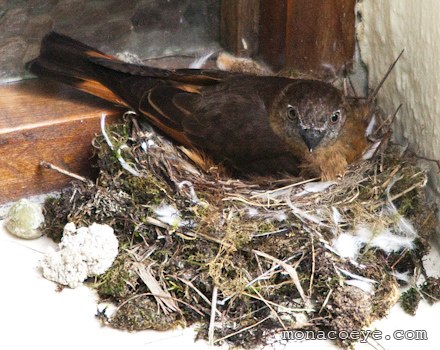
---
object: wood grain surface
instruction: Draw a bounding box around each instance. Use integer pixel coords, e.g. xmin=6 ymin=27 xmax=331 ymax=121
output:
xmin=0 ymin=79 xmax=121 ymax=203
xmin=258 ymin=0 xmax=356 ymax=72
xmin=221 ymin=0 xmax=260 ymax=57
xmin=258 ymin=0 xmax=288 ymax=68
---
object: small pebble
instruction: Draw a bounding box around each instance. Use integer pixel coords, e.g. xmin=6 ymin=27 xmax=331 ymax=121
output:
xmin=4 ymin=199 xmax=44 ymax=239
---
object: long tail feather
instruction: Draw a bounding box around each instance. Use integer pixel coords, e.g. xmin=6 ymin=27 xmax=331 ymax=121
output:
xmin=27 ymin=32 xmax=145 ymax=107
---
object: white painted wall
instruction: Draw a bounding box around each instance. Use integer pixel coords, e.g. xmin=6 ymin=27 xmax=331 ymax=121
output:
xmin=357 ymin=1 xmax=440 ymax=212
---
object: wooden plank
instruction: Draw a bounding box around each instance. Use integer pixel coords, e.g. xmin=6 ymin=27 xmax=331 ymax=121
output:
xmin=258 ymin=0 xmax=356 ymax=72
xmin=286 ymin=0 xmax=356 ymax=72
xmin=258 ymin=0 xmax=287 ymax=69
xmin=0 ymin=79 xmax=121 ymax=203
xmin=220 ymin=0 xmax=260 ymax=57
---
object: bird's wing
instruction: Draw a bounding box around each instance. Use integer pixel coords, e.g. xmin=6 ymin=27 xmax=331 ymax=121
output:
xmin=26 ymin=32 xmax=231 ymax=149
xmin=27 ymin=32 xmax=300 ymax=174
xmin=134 ymin=74 xmax=300 ymax=174
xmin=136 ymin=84 xmax=199 ymax=147
xmin=89 ymin=56 xmax=228 ymax=85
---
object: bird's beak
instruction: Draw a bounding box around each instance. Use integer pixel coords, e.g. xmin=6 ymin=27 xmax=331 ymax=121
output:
xmin=299 ymin=128 xmax=324 ymax=152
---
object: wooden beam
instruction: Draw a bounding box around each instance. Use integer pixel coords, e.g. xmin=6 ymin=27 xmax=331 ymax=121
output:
xmin=0 ymin=79 xmax=121 ymax=204
xmin=258 ymin=0 xmax=287 ymax=69
xmin=286 ymin=0 xmax=356 ymax=72
xmin=220 ymin=0 xmax=260 ymax=57
xmin=258 ymin=0 xmax=356 ymax=72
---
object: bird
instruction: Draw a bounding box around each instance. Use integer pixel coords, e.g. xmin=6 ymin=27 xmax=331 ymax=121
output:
xmin=27 ymin=32 xmax=369 ymax=180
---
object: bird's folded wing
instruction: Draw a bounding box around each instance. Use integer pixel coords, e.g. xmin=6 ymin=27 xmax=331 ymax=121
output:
xmin=138 ymin=85 xmax=199 ymax=147
xmin=89 ymin=57 xmax=229 ymax=85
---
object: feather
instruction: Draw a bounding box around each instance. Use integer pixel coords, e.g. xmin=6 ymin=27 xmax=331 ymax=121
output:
xmin=362 ymin=140 xmax=381 ymax=160
xmin=189 ymin=51 xmax=216 ymax=69
xmin=332 ymin=233 xmax=363 ymax=260
xmin=295 ymin=181 xmax=336 ymax=197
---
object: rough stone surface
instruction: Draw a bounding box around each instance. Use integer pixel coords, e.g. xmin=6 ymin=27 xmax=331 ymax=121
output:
xmin=24 ymin=15 xmax=54 ymax=42
xmin=0 ymin=1 xmax=7 ymax=16
xmin=0 ymin=0 xmax=220 ymax=82
xmin=0 ymin=8 xmax=29 ymax=39
xmin=107 ymin=0 xmax=137 ymax=14
xmin=88 ymin=19 xmax=133 ymax=46
xmin=0 ymin=37 xmax=28 ymax=79
xmin=50 ymin=0 xmax=85 ymax=22
xmin=23 ymin=42 xmax=40 ymax=64
xmin=26 ymin=0 xmax=58 ymax=15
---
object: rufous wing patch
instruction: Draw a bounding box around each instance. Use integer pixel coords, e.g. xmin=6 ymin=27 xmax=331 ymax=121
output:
xmin=179 ymin=146 xmax=217 ymax=172
xmin=139 ymin=105 xmax=192 ymax=147
xmin=85 ymin=50 xmax=120 ymax=61
xmin=175 ymin=84 xmax=202 ymax=94
xmin=76 ymin=79 xmax=129 ymax=107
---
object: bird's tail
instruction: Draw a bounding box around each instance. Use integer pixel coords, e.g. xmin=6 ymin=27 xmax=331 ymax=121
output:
xmin=27 ymin=32 xmax=133 ymax=107
xmin=27 ymin=32 xmax=229 ymax=109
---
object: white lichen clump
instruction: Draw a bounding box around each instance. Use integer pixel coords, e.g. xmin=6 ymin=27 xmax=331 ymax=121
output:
xmin=4 ymin=199 xmax=44 ymax=239
xmin=40 ymin=223 xmax=119 ymax=288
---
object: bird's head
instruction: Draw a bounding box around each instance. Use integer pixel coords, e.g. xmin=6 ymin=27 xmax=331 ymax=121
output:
xmin=271 ymin=80 xmax=347 ymax=152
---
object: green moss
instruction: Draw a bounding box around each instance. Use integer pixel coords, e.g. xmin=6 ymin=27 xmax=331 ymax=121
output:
xmin=94 ymin=252 xmax=137 ymax=300
xmin=121 ymin=174 xmax=168 ymax=205
xmin=110 ymin=297 xmax=185 ymax=331
xmin=400 ymin=287 xmax=421 ymax=315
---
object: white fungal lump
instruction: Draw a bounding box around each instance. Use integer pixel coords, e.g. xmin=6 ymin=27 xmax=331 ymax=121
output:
xmin=40 ymin=222 xmax=119 ymax=288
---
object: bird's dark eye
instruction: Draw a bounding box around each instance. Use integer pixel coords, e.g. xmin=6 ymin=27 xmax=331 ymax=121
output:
xmin=330 ymin=110 xmax=341 ymax=123
xmin=287 ymin=105 xmax=297 ymax=120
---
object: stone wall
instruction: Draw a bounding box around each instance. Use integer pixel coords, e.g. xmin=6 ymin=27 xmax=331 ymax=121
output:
xmin=0 ymin=0 xmax=220 ymax=82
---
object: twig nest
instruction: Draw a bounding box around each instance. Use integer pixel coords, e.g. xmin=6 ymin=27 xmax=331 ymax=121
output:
xmin=40 ymin=222 xmax=119 ymax=288
xmin=4 ymin=199 xmax=44 ymax=239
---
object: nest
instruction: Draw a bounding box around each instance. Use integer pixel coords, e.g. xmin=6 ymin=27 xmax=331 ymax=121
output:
xmin=42 ymin=65 xmax=439 ymax=348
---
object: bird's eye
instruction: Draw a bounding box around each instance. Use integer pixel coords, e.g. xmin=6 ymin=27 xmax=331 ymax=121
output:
xmin=330 ymin=110 xmax=341 ymax=123
xmin=287 ymin=105 xmax=297 ymax=120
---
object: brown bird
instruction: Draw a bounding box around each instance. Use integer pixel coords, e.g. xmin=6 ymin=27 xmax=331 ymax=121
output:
xmin=27 ymin=32 xmax=368 ymax=179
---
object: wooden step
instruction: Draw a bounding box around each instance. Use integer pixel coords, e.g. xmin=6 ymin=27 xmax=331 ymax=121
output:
xmin=0 ymin=79 xmax=121 ymax=204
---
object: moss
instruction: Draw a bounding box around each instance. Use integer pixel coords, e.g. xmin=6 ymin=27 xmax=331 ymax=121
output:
xmin=110 ymin=297 xmax=185 ymax=331
xmin=207 ymin=251 xmax=248 ymax=297
xmin=94 ymin=251 xmax=138 ymax=300
xmin=311 ymin=250 xmax=342 ymax=298
xmin=400 ymin=287 xmax=421 ymax=315
xmin=421 ymin=277 xmax=440 ymax=304
xmin=399 ymin=278 xmax=440 ymax=316
xmin=42 ymin=196 xmax=69 ymax=242
xmin=121 ymin=173 xmax=168 ymax=205
xmin=370 ymin=273 xmax=399 ymax=319
xmin=256 ymin=221 xmax=278 ymax=234
xmin=327 ymin=287 xmax=373 ymax=347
